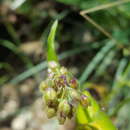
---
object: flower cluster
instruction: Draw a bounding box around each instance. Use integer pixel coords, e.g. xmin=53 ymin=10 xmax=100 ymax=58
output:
xmin=39 ymin=61 xmax=88 ymax=124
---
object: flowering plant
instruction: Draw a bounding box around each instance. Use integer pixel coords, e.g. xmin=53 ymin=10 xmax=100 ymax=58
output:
xmin=39 ymin=20 xmax=117 ymax=130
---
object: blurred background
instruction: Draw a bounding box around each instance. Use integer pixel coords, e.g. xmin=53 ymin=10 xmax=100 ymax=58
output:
xmin=0 ymin=0 xmax=130 ymax=130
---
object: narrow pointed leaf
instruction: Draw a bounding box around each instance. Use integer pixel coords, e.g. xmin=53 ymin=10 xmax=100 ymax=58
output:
xmin=47 ymin=20 xmax=58 ymax=62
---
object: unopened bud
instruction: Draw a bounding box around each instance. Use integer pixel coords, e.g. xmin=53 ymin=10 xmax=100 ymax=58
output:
xmin=39 ymin=81 xmax=48 ymax=92
xmin=57 ymin=115 xmax=66 ymax=124
xmin=69 ymin=78 xmax=78 ymax=89
xmin=48 ymin=61 xmax=59 ymax=69
xmin=47 ymin=79 xmax=55 ymax=87
xmin=68 ymin=106 xmax=74 ymax=119
xmin=80 ymin=94 xmax=89 ymax=107
xmin=71 ymin=89 xmax=80 ymax=102
xmin=60 ymin=67 xmax=68 ymax=74
xmin=44 ymin=88 xmax=57 ymax=105
xmin=39 ymin=62 xmax=82 ymax=124
xmin=58 ymin=100 xmax=71 ymax=116
xmin=46 ymin=107 xmax=56 ymax=118
xmin=57 ymin=100 xmax=71 ymax=124
xmin=47 ymin=68 xmax=52 ymax=73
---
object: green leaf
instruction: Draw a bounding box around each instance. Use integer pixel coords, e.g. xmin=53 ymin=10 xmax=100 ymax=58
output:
xmin=79 ymin=40 xmax=115 ymax=84
xmin=47 ymin=20 xmax=58 ymax=62
xmin=0 ymin=39 xmax=33 ymax=68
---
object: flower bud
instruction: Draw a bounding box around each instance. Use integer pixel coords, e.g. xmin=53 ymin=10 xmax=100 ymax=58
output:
xmin=39 ymin=81 xmax=48 ymax=92
xmin=71 ymin=89 xmax=80 ymax=102
xmin=46 ymin=107 xmax=56 ymax=118
xmin=47 ymin=68 xmax=52 ymax=73
xmin=80 ymin=94 xmax=89 ymax=107
xmin=56 ymin=75 xmax=68 ymax=87
xmin=68 ymin=106 xmax=74 ymax=119
xmin=47 ymin=79 xmax=55 ymax=88
xmin=69 ymin=78 xmax=78 ymax=89
xmin=48 ymin=72 xmax=54 ymax=79
xmin=60 ymin=67 xmax=68 ymax=74
xmin=58 ymin=100 xmax=71 ymax=116
xmin=57 ymin=115 xmax=66 ymax=124
xmin=44 ymin=88 xmax=57 ymax=105
xmin=57 ymin=100 xmax=71 ymax=124
xmin=39 ymin=63 xmax=83 ymax=124
xmin=48 ymin=61 xmax=59 ymax=69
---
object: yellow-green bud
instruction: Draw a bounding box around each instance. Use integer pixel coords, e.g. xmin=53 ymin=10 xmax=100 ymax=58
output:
xmin=44 ymin=88 xmax=57 ymax=105
xmin=58 ymin=100 xmax=71 ymax=116
xmin=48 ymin=61 xmax=59 ymax=69
xmin=71 ymin=89 xmax=80 ymax=102
xmin=69 ymin=78 xmax=78 ymax=89
xmin=60 ymin=67 xmax=68 ymax=74
xmin=39 ymin=81 xmax=48 ymax=92
xmin=80 ymin=94 xmax=89 ymax=107
xmin=57 ymin=115 xmax=66 ymax=124
xmin=57 ymin=100 xmax=71 ymax=124
xmin=46 ymin=107 xmax=56 ymax=118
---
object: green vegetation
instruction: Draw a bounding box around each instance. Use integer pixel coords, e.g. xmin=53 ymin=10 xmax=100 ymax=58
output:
xmin=0 ymin=0 xmax=130 ymax=129
xmin=40 ymin=20 xmax=117 ymax=129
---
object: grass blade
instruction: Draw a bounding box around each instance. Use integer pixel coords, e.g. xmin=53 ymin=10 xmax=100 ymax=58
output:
xmin=9 ymin=46 xmax=89 ymax=84
xmin=79 ymin=40 xmax=115 ymax=84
